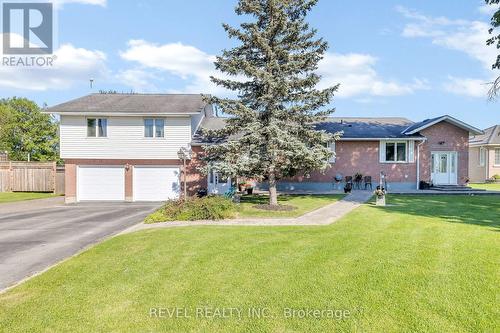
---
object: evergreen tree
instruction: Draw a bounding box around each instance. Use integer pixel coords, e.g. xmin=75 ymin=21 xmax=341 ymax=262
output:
xmin=486 ymin=0 xmax=500 ymax=99
xmin=203 ymin=0 xmax=340 ymax=206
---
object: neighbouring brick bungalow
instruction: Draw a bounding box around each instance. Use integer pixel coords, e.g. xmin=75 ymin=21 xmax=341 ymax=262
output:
xmin=469 ymin=125 xmax=500 ymax=183
xmin=47 ymin=94 xmax=483 ymax=202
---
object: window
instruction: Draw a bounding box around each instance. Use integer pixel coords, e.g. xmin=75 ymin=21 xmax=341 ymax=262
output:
xmin=155 ymin=119 xmax=164 ymax=138
xmin=495 ymin=148 xmax=500 ymax=166
xmin=327 ymin=141 xmax=336 ymax=163
xmin=87 ymin=118 xmax=107 ymax=137
xmin=479 ymin=147 xmax=486 ymax=167
xmin=382 ymin=141 xmax=407 ymax=162
xmin=144 ymin=118 xmax=164 ymax=138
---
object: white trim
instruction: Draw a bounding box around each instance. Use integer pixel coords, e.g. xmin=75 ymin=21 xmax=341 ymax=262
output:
xmin=45 ymin=112 xmax=200 ymax=116
xmin=327 ymin=141 xmax=336 ymax=163
xmin=192 ymin=137 xmax=426 ymax=146
xmin=408 ymin=141 xmax=415 ymax=163
xmin=380 ymin=140 xmax=409 ymax=163
xmin=470 ymin=143 xmax=500 ymax=147
xmin=338 ymin=137 xmax=424 ymax=141
xmin=404 ymin=115 xmax=483 ymax=135
xmin=495 ymin=148 xmax=500 ymax=166
xmin=479 ymin=147 xmax=486 ymax=167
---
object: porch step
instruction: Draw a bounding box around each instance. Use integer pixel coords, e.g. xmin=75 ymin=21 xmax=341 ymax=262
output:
xmin=430 ymin=185 xmax=484 ymax=192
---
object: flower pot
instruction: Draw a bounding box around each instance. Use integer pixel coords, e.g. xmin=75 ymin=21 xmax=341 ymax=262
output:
xmin=375 ymin=195 xmax=386 ymax=206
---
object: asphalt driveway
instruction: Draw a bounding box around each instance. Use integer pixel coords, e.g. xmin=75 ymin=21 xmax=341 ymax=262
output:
xmin=0 ymin=198 xmax=160 ymax=291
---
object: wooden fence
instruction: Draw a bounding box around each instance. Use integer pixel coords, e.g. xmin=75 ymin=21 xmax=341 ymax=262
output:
xmin=0 ymin=162 xmax=65 ymax=194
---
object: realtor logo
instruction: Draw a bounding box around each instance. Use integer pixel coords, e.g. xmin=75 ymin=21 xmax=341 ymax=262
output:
xmin=2 ymin=2 xmax=53 ymax=54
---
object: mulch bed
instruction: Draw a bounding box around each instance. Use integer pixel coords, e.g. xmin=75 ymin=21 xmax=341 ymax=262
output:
xmin=253 ymin=204 xmax=297 ymax=211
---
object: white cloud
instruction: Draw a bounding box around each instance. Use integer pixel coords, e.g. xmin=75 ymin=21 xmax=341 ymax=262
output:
xmin=397 ymin=5 xmax=498 ymax=98
xmin=120 ymin=40 xmax=215 ymax=78
xmin=317 ymin=53 xmax=429 ymax=97
xmin=0 ymin=43 xmax=108 ymax=90
xmin=443 ymin=76 xmax=491 ymax=97
xmin=119 ymin=40 xmax=228 ymax=95
xmin=116 ymin=69 xmax=159 ymax=92
xmin=120 ymin=40 xmax=426 ymax=98
xmin=398 ymin=5 xmax=497 ymax=69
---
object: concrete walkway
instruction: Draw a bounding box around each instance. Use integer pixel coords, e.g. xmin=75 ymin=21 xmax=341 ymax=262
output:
xmin=122 ymin=191 xmax=373 ymax=234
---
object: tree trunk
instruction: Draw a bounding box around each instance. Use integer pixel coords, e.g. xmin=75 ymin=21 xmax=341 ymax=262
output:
xmin=268 ymin=172 xmax=278 ymax=206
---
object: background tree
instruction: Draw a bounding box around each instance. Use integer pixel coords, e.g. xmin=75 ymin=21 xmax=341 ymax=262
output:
xmin=203 ymin=0 xmax=340 ymax=206
xmin=486 ymin=0 xmax=500 ymax=99
xmin=0 ymin=98 xmax=59 ymax=161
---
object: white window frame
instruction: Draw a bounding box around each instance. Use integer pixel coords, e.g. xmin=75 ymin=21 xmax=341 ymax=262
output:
xmin=380 ymin=141 xmax=408 ymax=163
xmin=327 ymin=141 xmax=336 ymax=163
xmin=495 ymin=148 xmax=500 ymax=166
xmin=479 ymin=147 xmax=486 ymax=167
xmin=144 ymin=118 xmax=165 ymax=138
xmin=86 ymin=117 xmax=107 ymax=138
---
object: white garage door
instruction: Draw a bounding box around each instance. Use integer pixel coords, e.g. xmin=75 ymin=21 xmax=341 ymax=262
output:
xmin=133 ymin=166 xmax=180 ymax=201
xmin=77 ymin=166 xmax=125 ymax=201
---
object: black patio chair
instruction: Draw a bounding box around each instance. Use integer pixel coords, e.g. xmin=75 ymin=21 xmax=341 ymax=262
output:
xmin=364 ymin=176 xmax=373 ymax=190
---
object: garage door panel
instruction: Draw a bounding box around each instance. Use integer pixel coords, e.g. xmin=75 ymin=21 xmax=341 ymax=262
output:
xmin=77 ymin=166 xmax=125 ymax=201
xmin=133 ymin=167 xmax=180 ymax=201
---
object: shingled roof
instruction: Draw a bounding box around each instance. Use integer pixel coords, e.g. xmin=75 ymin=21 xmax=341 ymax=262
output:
xmin=192 ymin=117 xmax=425 ymax=145
xmin=470 ymin=125 xmax=500 ymax=146
xmin=315 ymin=117 xmax=422 ymax=139
xmin=46 ymin=93 xmax=208 ymax=115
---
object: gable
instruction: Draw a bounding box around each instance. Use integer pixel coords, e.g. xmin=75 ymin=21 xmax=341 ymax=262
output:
xmin=403 ymin=115 xmax=482 ymax=136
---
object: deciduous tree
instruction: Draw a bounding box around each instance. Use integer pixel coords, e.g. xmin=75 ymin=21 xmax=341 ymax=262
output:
xmin=486 ymin=0 xmax=500 ymax=99
xmin=0 ymin=98 xmax=59 ymax=161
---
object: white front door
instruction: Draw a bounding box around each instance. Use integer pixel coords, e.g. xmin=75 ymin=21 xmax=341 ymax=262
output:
xmin=207 ymin=170 xmax=231 ymax=194
xmin=133 ymin=166 xmax=180 ymax=201
xmin=77 ymin=166 xmax=125 ymax=201
xmin=431 ymin=152 xmax=457 ymax=185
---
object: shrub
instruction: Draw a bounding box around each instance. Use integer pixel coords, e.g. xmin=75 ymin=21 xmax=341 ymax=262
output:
xmin=144 ymin=196 xmax=236 ymax=223
xmin=493 ymin=174 xmax=500 ymax=180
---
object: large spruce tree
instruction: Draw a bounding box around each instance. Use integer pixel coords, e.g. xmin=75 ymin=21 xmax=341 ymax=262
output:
xmin=203 ymin=0 xmax=340 ymax=206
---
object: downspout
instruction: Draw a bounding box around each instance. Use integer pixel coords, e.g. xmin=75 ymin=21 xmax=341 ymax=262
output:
xmin=416 ymin=139 xmax=427 ymax=190
xmin=485 ymin=147 xmax=489 ymax=181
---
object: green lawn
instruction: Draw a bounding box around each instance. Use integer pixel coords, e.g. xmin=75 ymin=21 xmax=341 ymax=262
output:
xmin=237 ymin=194 xmax=343 ymax=218
xmin=0 ymin=192 xmax=58 ymax=204
xmin=0 ymin=195 xmax=499 ymax=332
xmin=469 ymin=183 xmax=500 ymax=191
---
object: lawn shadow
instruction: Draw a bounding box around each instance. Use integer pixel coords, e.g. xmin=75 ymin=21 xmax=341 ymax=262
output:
xmin=375 ymin=195 xmax=500 ymax=231
xmin=239 ymin=194 xmax=339 ymax=205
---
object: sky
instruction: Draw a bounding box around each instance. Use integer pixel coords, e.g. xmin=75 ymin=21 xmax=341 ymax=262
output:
xmin=1 ymin=0 xmax=499 ymax=129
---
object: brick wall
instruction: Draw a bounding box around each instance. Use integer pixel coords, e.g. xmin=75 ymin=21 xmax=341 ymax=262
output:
xmin=291 ymin=140 xmax=417 ymax=185
xmin=418 ymin=122 xmax=469 ymax=185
